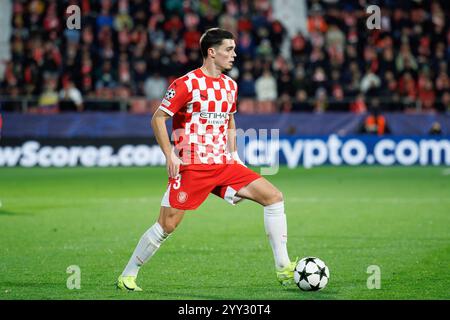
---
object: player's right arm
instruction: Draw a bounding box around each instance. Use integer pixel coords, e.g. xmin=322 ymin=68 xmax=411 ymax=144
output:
xmin=151 ymin=109 xmax=182 ymax=178
xmin=151 ymin=77 xmax=190 ymax=178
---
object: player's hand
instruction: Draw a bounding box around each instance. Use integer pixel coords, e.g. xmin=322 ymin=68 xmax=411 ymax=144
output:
xmin=167 ymin=151 xmax=183 ymax=178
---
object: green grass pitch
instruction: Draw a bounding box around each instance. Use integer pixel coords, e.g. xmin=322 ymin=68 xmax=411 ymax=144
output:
xmin=0 ymin=166 xmax=449 ymax=300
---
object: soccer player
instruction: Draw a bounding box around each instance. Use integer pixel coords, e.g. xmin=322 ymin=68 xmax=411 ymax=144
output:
xmin=117 ymin=28 xmax=296 ymax=291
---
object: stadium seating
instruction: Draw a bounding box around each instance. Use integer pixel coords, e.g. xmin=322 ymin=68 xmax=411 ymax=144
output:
xmin=0 ymin=0 xmax=449 ymax=114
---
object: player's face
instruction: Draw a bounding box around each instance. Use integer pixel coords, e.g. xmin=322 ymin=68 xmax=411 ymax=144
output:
xmin=213 ymin=39 xmax=237 ymax=72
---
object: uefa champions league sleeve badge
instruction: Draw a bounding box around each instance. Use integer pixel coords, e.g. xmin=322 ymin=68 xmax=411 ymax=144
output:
xmin=165 ymin=88 xmax=176 ymax=100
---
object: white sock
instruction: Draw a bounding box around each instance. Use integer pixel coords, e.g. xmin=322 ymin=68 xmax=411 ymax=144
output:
xmin=121 ymin=222 xmax=169 ymax=277
xmin=264 ymin=201 xmax=291 ymax=270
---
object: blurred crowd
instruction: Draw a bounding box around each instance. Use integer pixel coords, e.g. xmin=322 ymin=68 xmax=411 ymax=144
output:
xmin=0 ymin=0 xmax=449 ymax=114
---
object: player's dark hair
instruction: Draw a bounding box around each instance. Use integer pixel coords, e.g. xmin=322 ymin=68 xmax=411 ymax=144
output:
xmin=200 ymin=28 xmax=235 ymax=59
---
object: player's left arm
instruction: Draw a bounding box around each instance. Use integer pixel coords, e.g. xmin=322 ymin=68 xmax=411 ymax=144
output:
xmin=228 ymin=113 xmax=237 ymax=153
xmin=228 ymin=84 xmax=238 ymax=153
xmin=228 ymin=114 xmax=246 ymax=166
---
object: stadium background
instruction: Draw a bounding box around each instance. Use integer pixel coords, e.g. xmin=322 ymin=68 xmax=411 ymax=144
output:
xmin=0 ymin=0 xmax=449 ymax=300
xmin=0 ymin=0 xmax=449 ymax=167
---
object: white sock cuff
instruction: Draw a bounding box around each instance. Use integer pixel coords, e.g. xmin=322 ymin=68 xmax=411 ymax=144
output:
xmin=146 ymin=223 xmax=170 ymax=248
xmin=154 ymin=222 xmax=170 ymax=239
xmin=264 ymin=201 xmax=284 ymax=215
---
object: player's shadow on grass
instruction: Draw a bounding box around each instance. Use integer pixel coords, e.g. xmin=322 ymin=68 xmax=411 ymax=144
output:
xmin=0 ymin=209 xmax=33 ymax=216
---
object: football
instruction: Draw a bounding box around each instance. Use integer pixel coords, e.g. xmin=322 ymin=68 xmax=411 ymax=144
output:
xmin=294 ymin=257 xmax=330 ymax=291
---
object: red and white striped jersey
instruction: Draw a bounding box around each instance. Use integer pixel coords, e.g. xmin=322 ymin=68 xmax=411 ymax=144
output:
xmin=159 ymin=68 xmax=238 ymax=165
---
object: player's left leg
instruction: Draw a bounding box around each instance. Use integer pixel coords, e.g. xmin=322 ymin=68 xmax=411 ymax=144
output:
xmin=236 ymin=177 xmax=297 ymax=285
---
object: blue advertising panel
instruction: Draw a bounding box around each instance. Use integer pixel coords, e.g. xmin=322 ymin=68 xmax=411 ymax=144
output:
xmin=241 ymin=135 xmax=450 ymax=168
xmin=1 ymin=135 xmax=449 ymax=167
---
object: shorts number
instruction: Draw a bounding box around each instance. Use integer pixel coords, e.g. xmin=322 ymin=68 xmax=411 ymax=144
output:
xmin=173 ymin=174 xmax=182 ymax=190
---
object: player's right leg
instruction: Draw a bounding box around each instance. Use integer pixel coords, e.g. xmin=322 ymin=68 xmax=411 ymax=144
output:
xmin=117 ymin=206 xmax=185 ymax=291
xmin=117 ymin=166 xmax=216 ymax=291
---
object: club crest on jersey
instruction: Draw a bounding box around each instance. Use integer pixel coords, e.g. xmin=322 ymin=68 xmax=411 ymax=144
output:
xmin=227 ymin=92 xmax=233 ymax=104
xmin=177 ymin=191 xmax=188 ymax=203
xmin=165 ymin=88 xmax=176 ymax=100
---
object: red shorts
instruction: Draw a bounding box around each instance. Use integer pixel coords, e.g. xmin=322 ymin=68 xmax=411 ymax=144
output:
xmin=161 ymin=164 xmax=261 ymax=210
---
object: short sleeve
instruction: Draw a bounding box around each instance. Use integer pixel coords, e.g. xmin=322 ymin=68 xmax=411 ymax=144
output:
xmin=159 ymin=78 xmax=190 ymax=116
